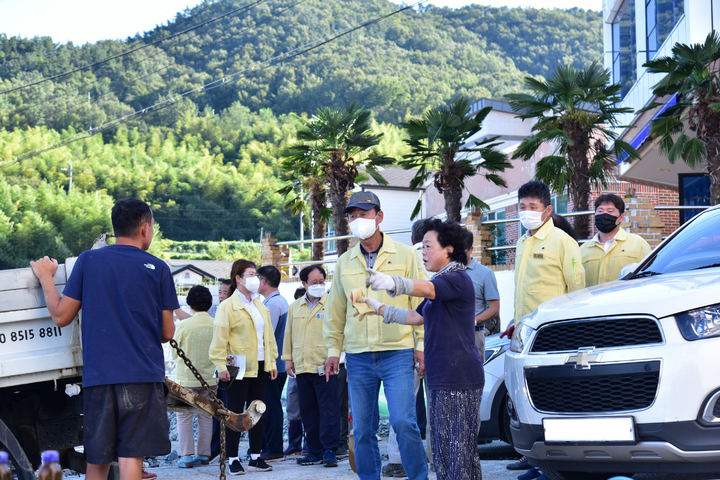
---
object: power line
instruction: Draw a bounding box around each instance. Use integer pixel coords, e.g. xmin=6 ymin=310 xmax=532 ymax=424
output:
xmin=2 ymin=0 xmax=427 ymax=167
xmin=0 ymin=0 xmax=267 ymax=95
xmin=12 ymin=0 xmax=300 ymax=125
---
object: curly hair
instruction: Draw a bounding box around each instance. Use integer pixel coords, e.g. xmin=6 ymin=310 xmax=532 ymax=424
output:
xmin=418 ymin=218 xmax=469 ymax=264
xmin=187 ymin=285 xmax=213 ymax=312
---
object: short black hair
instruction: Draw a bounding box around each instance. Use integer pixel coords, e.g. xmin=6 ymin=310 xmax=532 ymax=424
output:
xmin=594 ymin=193 xmax=625 ymax=214
xmin=551 ymin=214 xmax=579 ymax=242
xmin=299 ymin=265 xmax=326 ymax=283
xmin=518 ymin=181 xmax=551 ymax=207
xmin=187 ymin=285 xmax=212 ymax=312
xmin=220 ymin=279 xmax=233 ymax=286
xmin=463 ymin=228 xmax=474 ymax=252
xmin=411 ymin=219 xmax=427 ymax=244
xmin=111 ymin=198 xmax=153 ymax=238
xmin=418 ymin=219 xmax=469 ymax=264
xmin=257 ymin=265 xmax=281 ymax=288
xmin=294 ymin=287 xmax=306 ymax=299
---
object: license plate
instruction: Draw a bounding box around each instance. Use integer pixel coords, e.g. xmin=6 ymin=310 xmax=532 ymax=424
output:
xmin=0 ymin=319 xmax=72 ymax=355
xmin=543 ymin=417 xmax=636 ymax=444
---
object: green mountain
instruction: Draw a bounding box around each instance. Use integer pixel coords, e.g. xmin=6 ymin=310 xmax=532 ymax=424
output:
xmin=0 ymin=0 xmax=602 ymax=268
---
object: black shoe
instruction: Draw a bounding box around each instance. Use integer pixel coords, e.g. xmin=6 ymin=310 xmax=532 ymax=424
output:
xmin=336 ymin=444 xmax=349 ymax=457
xmin=248 ymin=458 xmax=273 ymax=471
xmin=229 ymin=459 xmax=245 ymax=476
xmin=323 ymin=450 xmax=337 ymax=468
xmin=259 ymin=452 xmax=284 ymax=462
xmin=297 ymin=453 xmax=323 ymax=465
xmin=506 ymin=456 xmax=531 ymax=470
xmin=381 ymin=463 xmax=407 ymax=477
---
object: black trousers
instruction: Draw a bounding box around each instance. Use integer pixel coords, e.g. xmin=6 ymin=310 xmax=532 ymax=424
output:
xmin=297 ymin=372 xmax=340 ymax=456
xmin=261 ymin=372 xmax=287 ymax=454
xmin=338 ymin=363 xmax=349 ymax=447
xmin=222 ymin=362 xmax=269 ymax=457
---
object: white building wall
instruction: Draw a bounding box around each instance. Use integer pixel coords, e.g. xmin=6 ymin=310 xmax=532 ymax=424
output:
xmin=363 ymin=188 xmax=418 ymax=246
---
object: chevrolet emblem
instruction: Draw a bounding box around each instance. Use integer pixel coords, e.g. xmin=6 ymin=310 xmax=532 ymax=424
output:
xmin=566 ymin=347 xmax=602 ymax=370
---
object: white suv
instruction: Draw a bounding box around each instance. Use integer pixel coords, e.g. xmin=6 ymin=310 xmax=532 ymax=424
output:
xmin=506 ymin=205 xmax=720 ymax=480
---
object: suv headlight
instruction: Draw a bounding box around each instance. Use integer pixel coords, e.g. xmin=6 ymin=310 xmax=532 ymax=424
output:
xmin=484 ymin=343 xmax=510 ymax=365
xmin=510 ymin=322 xmax=534 ymax=353
xmin=676 ymin=304 xmax=720 ymax=340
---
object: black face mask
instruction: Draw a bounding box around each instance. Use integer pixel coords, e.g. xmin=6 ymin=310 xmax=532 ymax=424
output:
xmin=595 ymin=213 xmax=619 ymax=234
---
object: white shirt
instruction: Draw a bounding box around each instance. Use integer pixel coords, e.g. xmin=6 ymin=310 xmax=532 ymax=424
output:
xmin=236 ymin=290 xmax=265 ymax=361
xmin=592 ymin=233 xmax=618 ymax=252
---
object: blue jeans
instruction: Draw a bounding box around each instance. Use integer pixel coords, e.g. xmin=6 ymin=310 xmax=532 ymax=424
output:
xmin=346 ymin=349 xmax=428 ymax=480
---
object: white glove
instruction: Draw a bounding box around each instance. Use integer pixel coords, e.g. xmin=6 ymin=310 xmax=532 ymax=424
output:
xmin=365 ymin=268 xmax=395 ymax=292
xmin=355 ymin=296 xmax=384 ymax=314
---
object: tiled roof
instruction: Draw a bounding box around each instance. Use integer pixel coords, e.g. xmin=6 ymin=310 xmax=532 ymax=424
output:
xmin=360 ymin=166 xmax=421 ymax=190
xmin=165 ymin=259 xmax=234 ymax=281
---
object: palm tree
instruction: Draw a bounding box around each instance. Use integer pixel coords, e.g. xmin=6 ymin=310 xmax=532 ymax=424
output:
xmin=505 ymin=61 xmax=640 ymax=239
xmin=282 ymin=101 xmax=392 ymax=256
xmin=400 ymin=97 xmax=512 ymax=222
xmin=278 ymin=148 xmax=329 ymax=261
xmin=641 ymin=31 xmax=720 ymax=205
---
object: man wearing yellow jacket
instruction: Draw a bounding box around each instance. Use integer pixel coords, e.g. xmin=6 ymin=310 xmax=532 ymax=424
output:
xmin=513 ymin=181 xmax=585 ymax=325
xmin=324 ymin=191 xmax=427 ymax=480
xmin=581 ymin=193 xmax=652 ymax=287
xmin=283 ymin=265 xmax=340 ymax=468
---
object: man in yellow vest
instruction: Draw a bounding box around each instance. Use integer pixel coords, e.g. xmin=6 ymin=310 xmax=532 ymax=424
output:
xmin=512 ymin=181 xmax=585 ymax=326
xmin=581 ymin=193 xmax=652 ymax=287
xmin=323 ymin=191 xmax=427 ymax=480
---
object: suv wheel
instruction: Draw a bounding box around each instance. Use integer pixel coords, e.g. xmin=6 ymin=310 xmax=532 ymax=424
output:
xmin=543 ymin=469 xmax=634 ymax=480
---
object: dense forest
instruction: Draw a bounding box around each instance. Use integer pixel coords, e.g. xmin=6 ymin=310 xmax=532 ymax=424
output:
xmin=0 ymin=0 xmax=602 ymax=268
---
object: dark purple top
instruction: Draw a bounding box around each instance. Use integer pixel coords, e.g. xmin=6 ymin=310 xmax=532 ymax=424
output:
xmin=418 ymin=269 xmax=485 ymax=391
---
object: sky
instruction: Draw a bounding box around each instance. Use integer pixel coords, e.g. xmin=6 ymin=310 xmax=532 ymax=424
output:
xmin=0 ymin=0 xmax=602 ymax=46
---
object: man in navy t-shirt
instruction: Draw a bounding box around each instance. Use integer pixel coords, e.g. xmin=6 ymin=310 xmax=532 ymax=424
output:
xmin=31 ymin=198 xmax=178 ymax=480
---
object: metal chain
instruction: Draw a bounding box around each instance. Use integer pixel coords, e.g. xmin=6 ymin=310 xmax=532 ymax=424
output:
xmin=169 ymin=339 xmax=227 ymax=480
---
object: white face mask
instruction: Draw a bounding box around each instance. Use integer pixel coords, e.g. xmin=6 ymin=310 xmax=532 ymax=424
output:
xmin=349 ymin=217 xmax=377 ymax=240
xmin=244 ymin=276 xmax=260 ymax=293
xmin=307 ymin=284 xmax=326 ymax=298
xmin=518 ymin=209 xmax=546 ymax=231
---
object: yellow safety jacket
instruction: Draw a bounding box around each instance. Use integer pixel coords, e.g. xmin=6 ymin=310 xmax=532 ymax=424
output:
xmin=172 ymin=311 xmax=218 ymax=387
xmin=209 ymin=293 xmax=278 ymax=377
xmin=580 ymin=227 xmax=652 ymax=287
xmin=282 ymin=293 xmax=330 ymax=374
xmin=514 ymin=218 xmax=585 ymax=325
xmin=324 ymin=234 xmax=425 ymax=357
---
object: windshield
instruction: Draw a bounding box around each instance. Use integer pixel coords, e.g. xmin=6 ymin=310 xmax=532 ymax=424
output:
xmin=634 ymin=208 xmax=720 ymax=277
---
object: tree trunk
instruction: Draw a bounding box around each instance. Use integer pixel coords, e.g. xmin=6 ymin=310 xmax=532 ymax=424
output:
xmin=568 ymin=134 xmax=592 ymax=240
xmin=443 ymin=180 xmax=464 ymax=223
xmin=311 ymin=185 xmax=326 ymax=261
xmin=700 ymin=116 xmax=720 ymax=206
xmin=330 ymin=186 xmax=350 ymax=256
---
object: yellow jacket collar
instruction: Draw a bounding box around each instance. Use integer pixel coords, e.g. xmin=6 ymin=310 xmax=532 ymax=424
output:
xmin=300 ymin=292 xmax=328 ymax=309
xmin=229 ymin=291 xmax=262 ymax=311
xmin=592 ymin=226 xmax=628 ymax=246
xmin=531 ymin=217 xmax=555 ymax=241
xmin=350 ymin=233 xmax=396 ymax=261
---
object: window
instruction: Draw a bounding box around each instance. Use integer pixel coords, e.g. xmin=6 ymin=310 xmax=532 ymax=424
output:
xmin=551 ymin=194 xmax=569 ymax=214
xmin=484 ymin=210 xmax=507 ymax=265
xmin=646 ymin=0 xmax=684 ymax=60
xmin=612 ymin=0 xmax=637 ymax=98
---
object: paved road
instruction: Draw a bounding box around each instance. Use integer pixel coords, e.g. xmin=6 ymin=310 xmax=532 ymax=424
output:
xmin=66 ymin=438 xmax=720 ymax=480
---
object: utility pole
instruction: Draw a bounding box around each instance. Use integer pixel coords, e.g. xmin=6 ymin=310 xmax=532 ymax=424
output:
xmin=68 ymin=159 xmax=72 ymax=194
xmin=299 ymin=186 xmax=304 ymax=251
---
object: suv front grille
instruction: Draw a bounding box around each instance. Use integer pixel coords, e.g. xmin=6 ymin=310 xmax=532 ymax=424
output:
xmin=531 ymin=317 xmax=663 ymax=352
xmin=526 ymin=361 xmax=660 ymax=413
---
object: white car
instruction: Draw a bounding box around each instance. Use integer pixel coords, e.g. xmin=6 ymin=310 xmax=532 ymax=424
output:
xmin=506 ymin=205 xmax=720 ymax=480
xmin=478 ymin=334 xmax=512 ymax=445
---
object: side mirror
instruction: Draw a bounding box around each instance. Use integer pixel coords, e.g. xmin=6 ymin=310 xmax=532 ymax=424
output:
xmin=618 ymin=263 xmax=639 ymax=280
